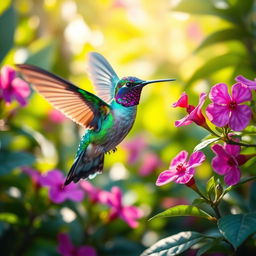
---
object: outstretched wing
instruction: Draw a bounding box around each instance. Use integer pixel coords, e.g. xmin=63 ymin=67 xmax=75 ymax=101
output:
xmin=17 ymin=64 xmax=110 ymax=130
xmin=88 ymin=52 xmax=119 ymax=104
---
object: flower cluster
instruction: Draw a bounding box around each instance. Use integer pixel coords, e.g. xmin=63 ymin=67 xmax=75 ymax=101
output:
xmin=24 ymin=169 xmax=143 ymax=228
xmin=159 ymin=75 xmax=256 ymax=188
xmin=80 ymin=181 xmax=143 ymax=228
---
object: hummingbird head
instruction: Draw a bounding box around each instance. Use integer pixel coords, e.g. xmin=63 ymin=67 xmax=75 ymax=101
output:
xmin=115 ymin=76 xmax=175 ymax=107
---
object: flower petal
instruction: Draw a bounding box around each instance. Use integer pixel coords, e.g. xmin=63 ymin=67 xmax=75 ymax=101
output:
xmin=209 ymin=83 xmax=231 ymax=105
xmin=57 ymin=233 xmax=74 ymax=256
xmin=49 ymin=187 xmax=67 ymax=203
xmin=121 ymin=206 xmax=143 ymax=228
xmin=170 ymin=150 xmax=188 ymax=167
xmin=77 ymin=246 xmax=97 ymax=256
xmin=12 ymin=77 xmax=30 ymax=106
xmin=156 ymin=170 xmax=178 ymax=186
xmin=206 ymin=103 xmax=230 ymax=127
xmin=188 ymin=151 xmax=206 ymax=168
xmin=224 ymin=166 xmax=241 ymax=186
xmin=175 ymin=115 xmax=193 ymax=127
xmin=231 ymin=83 xmax=252 ymax=104
xmin=224 ymin=143 xmax=240 ymax=157
xmin=235 ymin=75 xmax=256 ymax=89
xmin=175 ymin=172 xmax=194 ymax=184
xmin=229 ymin=105 xmax=251 ymax=131
xmin=66 ymin=188 xmax=84 ymax=202
xmin=39 ymin=170 xmax=64 ymax=187
xmin=0 ymin=66 xmax=16 ymax=89
xmin=173 ymin=92 xmax=188 ymax=108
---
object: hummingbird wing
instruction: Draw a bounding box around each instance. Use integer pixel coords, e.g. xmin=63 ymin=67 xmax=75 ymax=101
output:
xmin=17 ymin=64 xmax=110 ymax=130
xmin=88 ymin=52 xmax=119 ymax=104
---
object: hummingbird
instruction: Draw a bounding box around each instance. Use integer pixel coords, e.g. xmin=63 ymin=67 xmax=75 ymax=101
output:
xmin=17 ymin=52 xmax=175 ymax=185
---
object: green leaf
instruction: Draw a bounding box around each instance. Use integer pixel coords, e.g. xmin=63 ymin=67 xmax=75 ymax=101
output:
xmin=192 ymin=198 xmax=207 ymax=206
xmin=186 ymin=53 xmax=241 ymax=87
xmin=0 ymin=150 xmax=35 ymax=175
xmin=0 ymin=6 xmax=16 ymax=62
xmin=140 ymin=231 xmax=206 ymax=256
xmin=172 ymin=0 xmax=240 ymax=24
xmin=0 ymin=0 xmax=11 ymax=15
xmin=193 ymin=138 xmax=219 ymax=152
xmin=195 ymin=28 xmax=249 ymax=53
xmin=25 ymin=42 xmax=57 ymax=70
xmin=150 ymin=205 xmax=214 ymax=221
xmin=218 ymin=213 xmax=256 ymax=249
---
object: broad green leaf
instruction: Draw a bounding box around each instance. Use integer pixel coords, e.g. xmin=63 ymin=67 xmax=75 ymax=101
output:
xmin=195 ymin=28 xmax=248 ymax=53
xmin=172 ymin=0 xmax=239 ymax=24
xmin=150 ymin=205 xmax=215 ymax=221
xmin=0 ymin=0 xmax=11 ymax=15
xmin=193 ymin=138 xmax=219 ymax=152
xmin=186 ymin=53 xmax=241 ymax=87
xmin=249 ymin=182 xmax=256 ymax=211
xmin=218 ymin=213 xmax=256 ymax=249
xmin=25 ymin=42 xmax=57 ymax=70
xmin=0 ymin=150 xmax=35 ymax=175
xmin=140 ymin=231 xmax=206 ymax=256
xmin=0 ymin=6 xmax=16 ymax=62
xmin=192 ymin=198 xmax=207 ymax=206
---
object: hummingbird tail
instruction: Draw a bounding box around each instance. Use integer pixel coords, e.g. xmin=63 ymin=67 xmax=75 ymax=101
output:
xmin=64 ymin=151 xmax=104 ymax=186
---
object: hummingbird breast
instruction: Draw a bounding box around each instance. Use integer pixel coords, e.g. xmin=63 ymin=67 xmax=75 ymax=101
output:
xmin=88 ymin=101 xmax=137 ymax=155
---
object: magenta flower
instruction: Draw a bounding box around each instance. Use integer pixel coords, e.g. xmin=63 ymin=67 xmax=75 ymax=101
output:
xmin=206 ymin=83 xmax=252 ymax=131
xmin=122 ymin=135 xmax=146 ymax=164
xmin=39 ymin=170 xmax=84 ymax=203
xmin=211 ymin=143 xmax=256 ymax=186
xmin=0 ymin=66 xmax=30 ymax=106
xmin=57 ymin=233 xmax=97 ymax=256
xmin=173 ymin=92 xmax=208 ymax=128
xmin=139 ymin=152 xmax=162 ymax=176
xmin=79 ymin=181 xmax=104 ymax=203
xmin=101 ymin=186 xmax=143 ymax=228
xmin=235 ymin=75 xmax=256 ymax=90
xmin=156 ymin=150 xmax=206 ymax=186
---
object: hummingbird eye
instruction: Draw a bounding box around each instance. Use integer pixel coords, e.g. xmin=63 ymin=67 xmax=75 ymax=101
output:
xmin=126 ymin=82 xmax=132 ymax=87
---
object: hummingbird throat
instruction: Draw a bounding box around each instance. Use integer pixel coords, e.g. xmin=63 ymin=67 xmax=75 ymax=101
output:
xmin=115 ymin=86 xmax=143 ymax=107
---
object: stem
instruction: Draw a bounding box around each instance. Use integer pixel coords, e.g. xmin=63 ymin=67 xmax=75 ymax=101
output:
xmin=226 ymin=139 xmax=256 ymax=148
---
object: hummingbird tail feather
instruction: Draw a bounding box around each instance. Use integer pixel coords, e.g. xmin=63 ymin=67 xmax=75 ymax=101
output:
xmin=64 ymin=151 xmax=104 ymax=185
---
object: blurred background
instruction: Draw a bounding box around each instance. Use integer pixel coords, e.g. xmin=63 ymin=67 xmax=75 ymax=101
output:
xmin=0 ymin=0 xmax=256 ymax=255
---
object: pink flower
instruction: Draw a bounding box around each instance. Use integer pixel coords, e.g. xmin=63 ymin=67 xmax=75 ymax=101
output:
xmin=48 ymin=109 xmax=67 ymax=123
xmin=211 ymin=143 xmax=256 ymax=186
xmin=101 ymin=186 xmax=143 ymax=228
xmin=235 ymin=75 xmax=256 ymax=90
xmin=139 ymin=152 xmax=162 ymax=176
xmin=57 ymin=233 xmax=97 ymax=256
xmin=0 ymin=66 xmax=30 ymax=106
xmin=173 ymin=92 xmax=208 ymax=128
xmin=206 ymin=83 xmax=252 ymax=131
xmin=39 ymin=170 xmax=84 ymax=203
xmin=156 ymin=150 xmax=206 ymax=186
xmin=79 ymin=181 xmax=104 ymax=203
xmin=122 ymin=135 xmax=146 ymax=164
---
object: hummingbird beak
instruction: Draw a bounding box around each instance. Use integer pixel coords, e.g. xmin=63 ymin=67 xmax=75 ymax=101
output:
xmin=139 ymin=78 xmax=176 ymax=87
